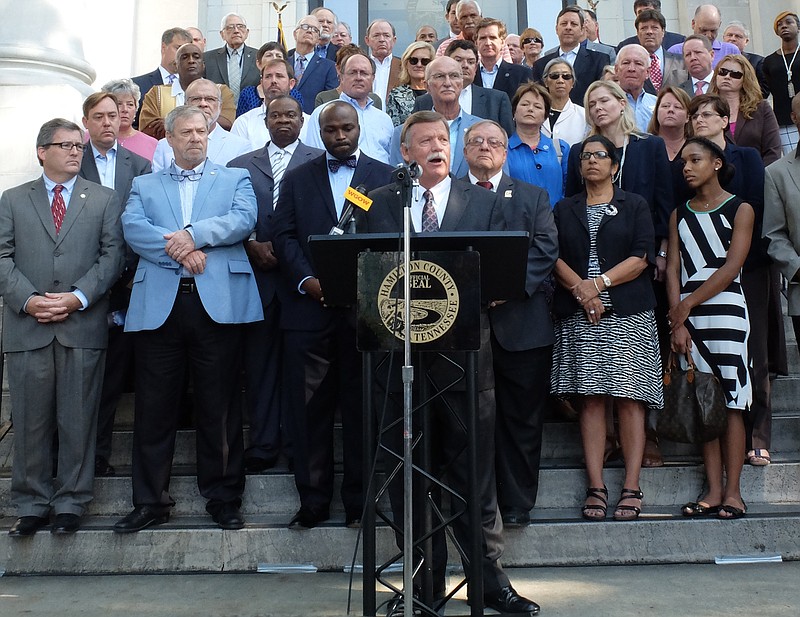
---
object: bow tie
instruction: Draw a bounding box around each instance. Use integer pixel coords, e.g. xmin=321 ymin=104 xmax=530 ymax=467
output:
xmin=327 ymin=156 xmax=357 ymax=173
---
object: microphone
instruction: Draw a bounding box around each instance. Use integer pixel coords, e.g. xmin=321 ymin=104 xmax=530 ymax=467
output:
xmin=391 ymin=161 xmax=422 ymax=183
xmin=330 ymin=184 xmax=372 ymax=235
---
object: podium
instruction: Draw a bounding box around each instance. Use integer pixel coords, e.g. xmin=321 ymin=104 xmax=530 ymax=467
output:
xmin=309 ymin=231 xmax=528 ymax=617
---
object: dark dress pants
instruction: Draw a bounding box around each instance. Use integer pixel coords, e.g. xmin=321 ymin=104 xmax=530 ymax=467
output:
xmin=131 ymin=292 xmax=246 ymax=513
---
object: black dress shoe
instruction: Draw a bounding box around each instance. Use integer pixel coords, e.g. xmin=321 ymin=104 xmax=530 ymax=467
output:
xmin=288 ymin=506 xmax=329 ymax=530
xmin=244 ymin=456 xmax=278 ymax=473
xmin=51 ymin=513 xmax=81 ymax=535
xmin=212 ymin=503 xmax=245 ymax=530
xmin=502 ymin=509 xmax=531 ymax=528
xmin=94 ymin=456 xmax=116 ymax=477
xmin=113 ymin=506 xmax=169 ymax=533
xmin=484 ymin=585 xmax=540 ymax=616
xmin=8 ymin=516 xmax=49 ymax=537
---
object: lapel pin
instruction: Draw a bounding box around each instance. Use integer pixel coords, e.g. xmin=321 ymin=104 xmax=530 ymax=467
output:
xmin=605 ymin=204 xmax=618 ymax=216
xmin=80 ymin=194 xmax=86 ymax=199
xmin=504 ymin=190 xmax=513 ymax=198
xmin=210 ymin=171 xmax=216 ymax=175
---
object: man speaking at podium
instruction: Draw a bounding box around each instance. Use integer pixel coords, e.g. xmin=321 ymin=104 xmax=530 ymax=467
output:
xmin=356 ymin=110 xmax=540 ymax=616
xmin=272 ymin=101 xmax=393 ymax=530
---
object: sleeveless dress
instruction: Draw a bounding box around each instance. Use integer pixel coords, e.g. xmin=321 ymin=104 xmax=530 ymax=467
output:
xmin=677 ymin=196 xmax=752 ymax=410
xmin=551 ymin=203 xmax=664 ymax=409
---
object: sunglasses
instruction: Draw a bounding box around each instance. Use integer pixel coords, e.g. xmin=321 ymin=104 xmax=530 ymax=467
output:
xmin=546 ymin=72 xmax=574 ymax=81
xmin=522 ymin=37 xmax=543 ymax=45
xmin=408 ymin=56 xmax=432 ymax=66
xmin=717 ymin=67 xmax=744 ymax=79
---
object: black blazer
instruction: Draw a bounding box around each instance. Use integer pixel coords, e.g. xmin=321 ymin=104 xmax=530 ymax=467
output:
xmin=272 ymin=152 xmax=394 ymax=330
xmin=533 ymin=47 xmax=608 ymax=105
xmin=565 ymin=133 xmax=673 ymax=241
xmin=228 ymin=141 xmax=324 ymax=305
xmin=553 ymin=187 xmax=656 ymax=318
xmin=479 ymin=174 xmax=558 ymax=351
xmin=413 ymin=84 xmax=515 ymax=137
xmin=473 ymin=60 xmax=532 ymax=104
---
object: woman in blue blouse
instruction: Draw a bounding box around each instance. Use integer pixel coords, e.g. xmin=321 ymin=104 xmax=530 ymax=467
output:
xmin=507 ymin=83 xmax=570 ymax=207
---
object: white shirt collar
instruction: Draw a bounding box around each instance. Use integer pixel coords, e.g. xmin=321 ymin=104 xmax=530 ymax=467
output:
xmin=467 ymin=170 xmax=503 ymax=190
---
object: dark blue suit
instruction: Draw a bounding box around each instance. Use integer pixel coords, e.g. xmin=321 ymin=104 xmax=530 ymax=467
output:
xmin=287 ymin=51 xmax=339 ymax=115
xmin=413 ymin=84 xmax=515 ymax=137
xmin=131 ymin=68 xmax=163 ymax=129
xmin=272 ymin=151 xmax=393 ymax=517
xmin=228 ymin=141 xmax=323 ymax=466
xmin=473 ymin=61 xmax=532 ymax=105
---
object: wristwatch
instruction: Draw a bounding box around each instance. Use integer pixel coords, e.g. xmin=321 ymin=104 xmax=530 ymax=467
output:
xmin=657 ymin=250 xmax=668 ymax=258
xmin=600 ymin=273 xmax=612 ymax=289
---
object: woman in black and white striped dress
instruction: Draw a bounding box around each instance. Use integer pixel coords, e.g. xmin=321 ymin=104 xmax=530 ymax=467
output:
xmin=667 ymin=136 xmax=754 ymax=520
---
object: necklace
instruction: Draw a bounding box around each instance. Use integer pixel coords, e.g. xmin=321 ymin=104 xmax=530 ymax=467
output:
xmin=781 ymin=45 xmax=800 ymax=98
xmin=690 ymin=190 xmax=726 ymax=210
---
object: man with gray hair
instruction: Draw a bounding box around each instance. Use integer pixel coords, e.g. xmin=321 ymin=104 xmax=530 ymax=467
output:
xmin=114 ymin=104 xmax=261 ymax=533
xmin=723 ymin=21 xmax=768 ymax=97
xmin=204 ymin=13 xmax=260 ymax=104
xmin=364 ymin=18 xmax=401 ymax=104
xmin=667 ymin=4 xmax=740 ymax=67
xmin=310 ymin=7 xmax=340 ymax=61
xmin=152 ymin=78 xmax=251 ymax=171
xmin=616 ymin=44 xmax=657 ymax=130
xmin=1 ymin=118 xmax=125 ymax=536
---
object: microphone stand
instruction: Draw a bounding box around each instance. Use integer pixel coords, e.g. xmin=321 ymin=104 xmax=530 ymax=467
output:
xmin=390 ymin=162 xmax=419 ymax=617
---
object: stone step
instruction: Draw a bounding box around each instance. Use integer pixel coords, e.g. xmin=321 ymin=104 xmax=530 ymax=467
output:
xmin=1 ymin=505 xmax=799 ymax=575
xmin=2 ymin=461 xmax=797 ymax=517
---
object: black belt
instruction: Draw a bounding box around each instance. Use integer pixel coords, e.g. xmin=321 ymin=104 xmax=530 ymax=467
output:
xmin=178 ymin=278 xmax=196 ymax=294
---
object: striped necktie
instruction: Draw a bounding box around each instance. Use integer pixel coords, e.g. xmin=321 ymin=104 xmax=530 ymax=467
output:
xmin=228 ymin=48 xmax=242 ymax=100
xmin=271 ymin=148 xmax=287 ymax=210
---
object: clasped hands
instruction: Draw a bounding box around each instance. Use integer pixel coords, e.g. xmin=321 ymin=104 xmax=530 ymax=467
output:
xmin=667 ymin=300 xmax=692 ymax=353
xmin=26 ymin=292 xmax=81 ymax=323
xmin=165 ymin=229 xmax=206 ymax=275
xmin=571 ymin=278 xmax=605 ymax=325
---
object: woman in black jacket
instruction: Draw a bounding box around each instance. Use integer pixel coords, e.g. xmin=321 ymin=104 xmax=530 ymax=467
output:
xmin=552 ymin=135 xmax=663 ymax=522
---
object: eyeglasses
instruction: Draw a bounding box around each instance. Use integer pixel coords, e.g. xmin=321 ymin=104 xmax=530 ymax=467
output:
xmin=578 ymin=150 xmax=611 ymax=160
xmin=297 ymin=23 xmax=320 ymax=34
xmin=344 ymin=69 xmax=372 ymax=78
xmin=522 ymin=37 xmax=544 ymax=45
xmin=224 ymin=24 xmax=247 ymax=31
xmin=546 ymin=72 xmax=574 ymax=81
xmin=170 ymin=171 xmax=203 ymax=182
xmin=690 ymin=111 xmax=722 ymax=121
xmin=717 ymin=67 xmax=744 ymax=79
xmin=408 ymin=57 xmax=432 ymax=66
xmin=429 ymin=72 xmax=463 ymax=82
xmin=42 ymin=142 xmax=86 ymax=152
xmin=187 ymin=95 xmax=220 ymax=104
xmin=466 ymin=136 xmax=506 ymax=149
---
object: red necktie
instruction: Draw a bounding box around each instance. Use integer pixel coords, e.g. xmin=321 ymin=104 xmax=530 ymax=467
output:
xmin=52 ymin=184 xmax=66 ymax=233
xmin=421 ymin=190 xmax=439 ymax=232
xmin=694 ymin=80 xmax=706 ymax=96
xmin=649 ymin=54 xmax=662 ymax=91
xmin=476 ymin=181 xmax=493 ymax=190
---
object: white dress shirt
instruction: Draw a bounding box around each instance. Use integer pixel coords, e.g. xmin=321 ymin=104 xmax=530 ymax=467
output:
xmin=371 ymin=54 xmax=394 ymax=104
xmin=411 ymin=175 xmax=452 ymax=232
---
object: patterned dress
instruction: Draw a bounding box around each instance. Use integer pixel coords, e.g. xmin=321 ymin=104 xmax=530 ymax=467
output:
xmin=677 ymin=196 xmax=752 ymax=410
xmin=551 ymin=203 xmax=664 ymax=408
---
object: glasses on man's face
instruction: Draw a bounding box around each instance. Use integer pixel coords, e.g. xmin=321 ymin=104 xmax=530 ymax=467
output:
xmin=43 ymin=142 xmax=86 ymax=152
xmin=297 ymin=23 xmax=320 ymax=34
xmin=344 ymin=70 xmax=372 ymax=79
xmin=691 ymin=111 xmax=721 ymax=122
xmin=546 ymin=72 xmax=574 ymax=81
xmin=224 ymin=24 xmax=247 ymax=32
xmin=717 ymin=67 xmax=744 ymax=79
xmin=522 ymin=37 xmax=543 ymax=46
xmin=408 ymin=57 xmax=432 ymax=66
xmin=429 ymin=72 xmax=462 ymax=83
xmin=466 ymin=136 xmax=506 ymax=149
xmin=187 ymin=95 xmax=219 ymax=104
xmin=579 ymin=150 xmax=610 ymax=160
xmin=170 ymin=171 xmax=203 ymax=182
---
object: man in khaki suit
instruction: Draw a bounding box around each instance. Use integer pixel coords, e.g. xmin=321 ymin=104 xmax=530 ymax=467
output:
xmin=0 ymin=118 xmax=125 ymax=536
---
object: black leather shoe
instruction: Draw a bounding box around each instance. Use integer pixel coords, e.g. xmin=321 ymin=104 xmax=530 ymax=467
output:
xmin=113 ymin=506 xmax=169 ymax=533
xmin=244 ymin=456 xmax=278 ymax=473
xmin=8 ymin=516 xmax=49 ymax=537
xmin=94 ymin=456 xmax=116 ymax=477
xmin=502 ymin=509 xmax=531 ymax=528
xmin=212 ymin=503 xmax=245 ymax=530
xmin=288 ymin=506 xmax=329 ymax=530
xmin=51 ymin=513 xmax=81 ymax=535
xmin=484 ymin=585 xmax=540 ymax=616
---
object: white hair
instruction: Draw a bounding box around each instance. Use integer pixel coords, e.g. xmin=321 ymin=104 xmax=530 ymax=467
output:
xmin=456 ymin=0 xmax=482 ymax=18
xmin=220 ymin=13 xmax=247 ymax=30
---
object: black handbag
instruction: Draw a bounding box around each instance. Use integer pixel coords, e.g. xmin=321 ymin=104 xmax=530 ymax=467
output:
xmin=657 ymin=351 xmax=728 ymax=444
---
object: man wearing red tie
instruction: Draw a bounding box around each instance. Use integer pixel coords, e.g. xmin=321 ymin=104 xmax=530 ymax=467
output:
xmin=680 ymin=35 xmax=715 ymax=97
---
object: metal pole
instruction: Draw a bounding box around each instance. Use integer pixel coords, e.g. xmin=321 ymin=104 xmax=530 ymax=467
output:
xmin=362 ymin=350 xmax=376 ymax=617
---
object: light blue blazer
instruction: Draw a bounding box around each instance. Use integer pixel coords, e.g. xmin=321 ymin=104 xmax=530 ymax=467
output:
xmin=121 ymin=163 xmax=263 ymax=331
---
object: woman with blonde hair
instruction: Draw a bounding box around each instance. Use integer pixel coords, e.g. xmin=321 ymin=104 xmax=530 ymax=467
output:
xmin=520 ymin=28 xmax=544 ymax=68
xmin=386 ymin=41 xmax=435 ymax=126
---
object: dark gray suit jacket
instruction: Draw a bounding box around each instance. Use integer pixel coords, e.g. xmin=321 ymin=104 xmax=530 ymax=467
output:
xmin=204 ymin=44 xmax=261 ymax=92
xmin=228 ymin=140 xmax=323 ymax=305
xmin=0 ymin=177 xmax=125 ymax=352
xmin=413 ymin=85 xmax=514 ymax=137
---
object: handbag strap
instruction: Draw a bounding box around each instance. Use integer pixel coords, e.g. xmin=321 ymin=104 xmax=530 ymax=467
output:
xmin=663 ymin=351 xmax=696 ymax=385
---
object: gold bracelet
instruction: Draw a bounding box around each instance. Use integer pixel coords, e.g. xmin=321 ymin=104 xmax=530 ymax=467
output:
xmin=593 ymin=278 xmax=601 ymax=293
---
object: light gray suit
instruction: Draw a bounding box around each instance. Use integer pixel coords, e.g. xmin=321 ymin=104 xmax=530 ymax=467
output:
xmin=0 ymin=176 xmax=125 ymax=517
